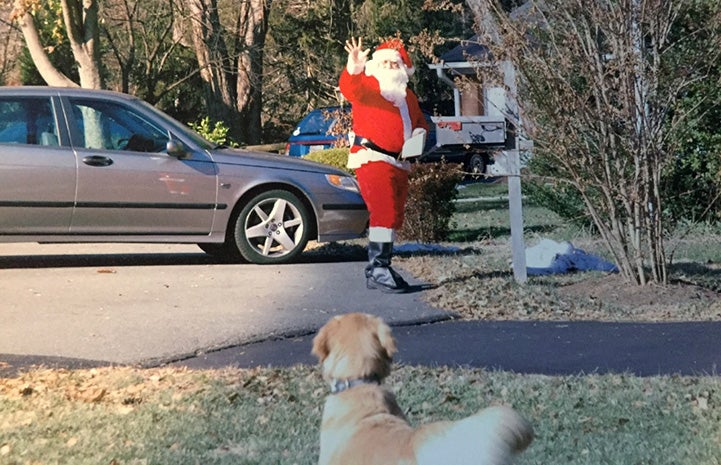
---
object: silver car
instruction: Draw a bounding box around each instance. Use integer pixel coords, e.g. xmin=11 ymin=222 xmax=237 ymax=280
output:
xmin=0 ymin=87 xmax=368 ymax=264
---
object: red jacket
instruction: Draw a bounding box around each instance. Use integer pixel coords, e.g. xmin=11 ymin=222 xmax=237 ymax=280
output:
xmin=339 ymin=69 xmax=428 ymax=156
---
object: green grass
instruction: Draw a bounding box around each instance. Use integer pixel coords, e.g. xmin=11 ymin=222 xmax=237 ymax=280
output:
xmin=451 ymin=200 xmax=564 ymax=242
xmin=451 ymin=180 xmax=580 ymax=242
xmin=453 ymin=180 xmax=721 ymax=258
xmin=2 ymin=366 xmax=720 ymax=465
xmin=455 ymin=179 xmax=511 ymax=199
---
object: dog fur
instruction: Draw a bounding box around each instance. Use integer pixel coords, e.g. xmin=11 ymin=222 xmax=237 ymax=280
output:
xmin=312 ymin=313 xmax=534 ymax=465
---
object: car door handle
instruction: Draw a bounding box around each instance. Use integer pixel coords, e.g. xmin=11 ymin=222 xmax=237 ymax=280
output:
xmin=82 ymin=155 xmax=114 ymax=167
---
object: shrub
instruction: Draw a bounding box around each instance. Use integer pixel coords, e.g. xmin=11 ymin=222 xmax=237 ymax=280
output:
xmin=189 ymin=117 xmax=238 ymax=147
xmin=303 ymin=148 xmax=352 ymax=174
xmin=399 ymin=161 xmax=464 ymax=243
xmin=661 ymin=132 xmax=721 ymax=224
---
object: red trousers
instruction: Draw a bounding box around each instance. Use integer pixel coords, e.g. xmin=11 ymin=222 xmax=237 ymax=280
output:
xmin=355 ymin=161 xmax=409 ymax=230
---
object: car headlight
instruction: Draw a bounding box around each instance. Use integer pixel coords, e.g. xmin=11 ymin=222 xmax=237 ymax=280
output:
xmin=325 ymin=174 xmax=360 ymax=193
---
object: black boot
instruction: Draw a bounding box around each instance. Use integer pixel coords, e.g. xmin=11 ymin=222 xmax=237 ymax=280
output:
xmin=365 ymin=241 xmax=409 ymax=293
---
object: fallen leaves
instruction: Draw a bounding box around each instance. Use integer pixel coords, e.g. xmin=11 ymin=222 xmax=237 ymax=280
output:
xmin=399 ymin=245 xmax=721 ymax=322
xmin=0 ymin=366 xmax=206 ymax=408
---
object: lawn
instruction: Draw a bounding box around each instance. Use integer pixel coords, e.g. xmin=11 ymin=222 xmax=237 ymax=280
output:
xmin=2 ymin=366 xmax=720 ymax=465
xmin=1 ymin=180 xmax=720 ymax=465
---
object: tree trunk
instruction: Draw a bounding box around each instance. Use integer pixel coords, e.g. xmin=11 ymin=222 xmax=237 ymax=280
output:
xmin=185 ymin=0 xmax=271 ymax=144
xmin=13 ymin=0 xmax=103 ymax=89
xmin=186 ymin=0 xmax=240 ymax=139
xmin=15 ymin=11 xmax=78 ymax=87
xmin=234 ymin=0 xmax=271 ymax=144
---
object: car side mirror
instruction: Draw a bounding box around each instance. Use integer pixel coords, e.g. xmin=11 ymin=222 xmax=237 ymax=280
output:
xmin=166 ymin=139 xmax=191 ymax=159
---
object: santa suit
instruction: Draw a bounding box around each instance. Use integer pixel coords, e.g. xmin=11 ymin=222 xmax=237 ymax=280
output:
xmin=339 ymin=68 xmax=429 ymax=242
xmin=339 ymin=39 xmax=429 ymax=294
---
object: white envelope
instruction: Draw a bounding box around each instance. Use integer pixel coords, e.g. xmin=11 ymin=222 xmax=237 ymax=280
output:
xmin=401 ymin=128 xmax=427 ymax=159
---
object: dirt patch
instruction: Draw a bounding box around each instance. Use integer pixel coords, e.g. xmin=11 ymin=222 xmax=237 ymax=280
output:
xmin=556 ymin=273 xmax=721 ymax=321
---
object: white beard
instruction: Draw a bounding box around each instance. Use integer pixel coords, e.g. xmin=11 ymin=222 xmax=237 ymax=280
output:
xmin=365 ymin=60 xmax=409 ymax=107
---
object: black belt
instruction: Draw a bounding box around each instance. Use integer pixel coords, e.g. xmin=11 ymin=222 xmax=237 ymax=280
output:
xmin=353 ymin=136 xmax=401 ymax=159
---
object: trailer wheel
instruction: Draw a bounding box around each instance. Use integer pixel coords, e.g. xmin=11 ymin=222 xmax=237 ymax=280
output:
xmin=465 ymin=153 xmax=487 ymax=180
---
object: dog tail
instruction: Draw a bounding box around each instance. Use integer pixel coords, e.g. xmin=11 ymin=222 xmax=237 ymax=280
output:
xmin=413 ymin=405 xmax=533 ymax=465
xmin=480 ymin=405 xmax=534 ymax=455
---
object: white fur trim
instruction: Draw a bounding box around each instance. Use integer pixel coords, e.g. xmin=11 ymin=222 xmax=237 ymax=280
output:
xmin=347 ymin=148 xmax=410 ymax=171
xmin=372 ymin=48 xmax=402 ymax=64
xmin=372 ymin=49 xmax=413 ymax=76
xmin=346 ymin=61 xmax=365 ymax=75
xmin=397 ymin=100 xmax=412 ymax=139
xmin=369 ymin=226 xmax=395 ymax=242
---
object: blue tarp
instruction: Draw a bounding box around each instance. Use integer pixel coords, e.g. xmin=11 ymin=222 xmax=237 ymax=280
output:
xmin=526 ymin=239 xmax=618 ymax=276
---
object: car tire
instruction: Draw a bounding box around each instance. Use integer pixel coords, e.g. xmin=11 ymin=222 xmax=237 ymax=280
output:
xmin=231 ymin=189 xmax=310 ymax=264
xmin=465 ymin=153 xmax=487 ymax=180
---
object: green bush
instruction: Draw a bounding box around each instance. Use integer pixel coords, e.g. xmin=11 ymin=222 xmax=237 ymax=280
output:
xmin=661 ymin=132 xmax=721 ymax=224
xmin=303 ymin=148 xmax=352 ymax=174
xmin=400 ymin=161 xmax=464 ymax=242
xmin=189 ymin=117 xmax=238 ymax=147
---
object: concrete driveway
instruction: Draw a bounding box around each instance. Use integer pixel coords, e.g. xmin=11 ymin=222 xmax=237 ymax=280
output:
xmin=0 ymin=243 xmax=449 ymax=366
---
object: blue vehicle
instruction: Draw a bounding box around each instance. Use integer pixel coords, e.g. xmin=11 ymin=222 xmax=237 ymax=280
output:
xmin=285 ymin=107 xmax=349 ymax=157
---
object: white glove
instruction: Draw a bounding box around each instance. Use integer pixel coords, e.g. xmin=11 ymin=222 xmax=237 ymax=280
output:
xmin=345 ymin=37 xmax=370 ymax=75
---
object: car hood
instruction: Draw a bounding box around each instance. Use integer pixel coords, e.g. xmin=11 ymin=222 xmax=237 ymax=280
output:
xmin=209 ymin=147 xmax=348 ymax=176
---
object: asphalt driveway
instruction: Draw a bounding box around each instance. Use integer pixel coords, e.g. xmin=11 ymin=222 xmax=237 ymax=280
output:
xmin=175 ymin=319 xmax=721 ymax=377
xmin=0 ymin=243 xmax=447 ymax=368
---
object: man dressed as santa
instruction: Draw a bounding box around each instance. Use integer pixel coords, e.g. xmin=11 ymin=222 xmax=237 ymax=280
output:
xmin=340 ymin=37 xmax=429 ymax=293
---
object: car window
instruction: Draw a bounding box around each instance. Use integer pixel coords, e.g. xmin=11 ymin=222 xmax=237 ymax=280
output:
xmin=0 ymin=97 xmax=58 ymax=146
xmin=68 ymin=98 xmax=168 ymax=152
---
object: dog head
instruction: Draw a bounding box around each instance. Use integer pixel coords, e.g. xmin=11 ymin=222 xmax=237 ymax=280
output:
xmin=312 ymin=313 xmax=397 ymax=384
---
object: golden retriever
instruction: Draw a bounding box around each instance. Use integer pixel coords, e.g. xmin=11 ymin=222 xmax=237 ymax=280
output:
xmin=312 ymin=313 xmax=534 ymax=465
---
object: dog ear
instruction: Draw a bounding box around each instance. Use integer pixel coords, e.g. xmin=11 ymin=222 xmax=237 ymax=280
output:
xmin=311 ymin=324 xmax=330 ymax=362
xmin=376 ymin=319 xmax=397 ymax=358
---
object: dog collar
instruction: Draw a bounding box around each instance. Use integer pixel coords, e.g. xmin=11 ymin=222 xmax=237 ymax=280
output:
xmin=329 ymin=376 xmax=380 ymax=394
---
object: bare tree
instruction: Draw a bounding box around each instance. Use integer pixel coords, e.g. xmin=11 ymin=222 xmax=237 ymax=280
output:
xmin=101 ymin=0 xmax=197 ymax=104
xmin=0 ymin=2 xmax=23 ymax=84
xmin=12 ymin=0 xmax=102 ymax=88
xmin=184 ymin=0 xmax=271 ymax=144
xmin=470 ymin=0 xmax=721 ymax=285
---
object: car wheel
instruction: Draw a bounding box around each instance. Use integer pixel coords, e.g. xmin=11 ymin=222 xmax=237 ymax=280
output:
xmin=465 ymin=153 xmax=487 ymax=180
xmin=232 ymin=189 xmax=310 ymax=264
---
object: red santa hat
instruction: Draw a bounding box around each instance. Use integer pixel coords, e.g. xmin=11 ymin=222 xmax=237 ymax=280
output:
xmin=372 ymin=38 xmax=415 ymax=76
